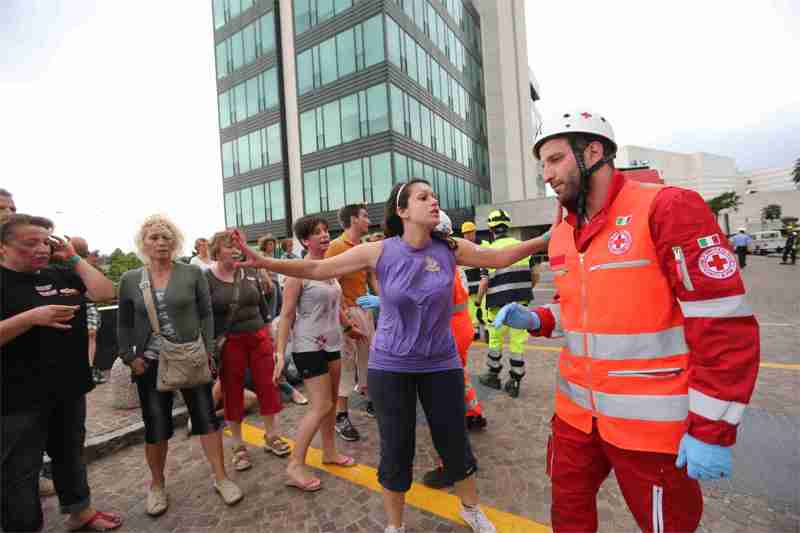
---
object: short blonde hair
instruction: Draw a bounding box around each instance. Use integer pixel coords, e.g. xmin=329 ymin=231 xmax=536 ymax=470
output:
xmin=134 ymin=214 xmax=185 ymax=264
xmin=208 ymin=230 xmax=234 ymax=260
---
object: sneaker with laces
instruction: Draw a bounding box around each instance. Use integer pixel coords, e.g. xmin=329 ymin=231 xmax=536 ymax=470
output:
xmin=365 ymin=401 xmax=376 ymax=418
xmin=460 ymin=503 xmax=496 ymax=533
xmin=335 ymin=413 xmax=360 ymax=441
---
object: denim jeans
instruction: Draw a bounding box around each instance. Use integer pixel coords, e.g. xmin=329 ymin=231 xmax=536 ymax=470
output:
xmin=1 ymin=395 xmax=91 ymax=532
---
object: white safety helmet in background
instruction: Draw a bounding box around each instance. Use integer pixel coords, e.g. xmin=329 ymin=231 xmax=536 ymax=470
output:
xmin=435 ymin=209 xmax=453 ymax=235
xmin=533 ymin=109 xmax=616 ymax=159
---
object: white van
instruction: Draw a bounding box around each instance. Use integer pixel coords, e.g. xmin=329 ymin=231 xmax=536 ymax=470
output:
xmin=751 ymin=230 xmax=784 ymax=255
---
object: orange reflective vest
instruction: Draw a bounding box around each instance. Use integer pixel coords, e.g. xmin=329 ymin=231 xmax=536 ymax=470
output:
xmin=549 ymin=180 xmax=689 ymax=454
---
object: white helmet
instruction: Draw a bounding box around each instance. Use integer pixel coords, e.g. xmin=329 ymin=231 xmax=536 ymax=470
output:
xmin=435 ymin=210 xmax=453 ymax=235
xmin=533 ymin=109 xmax=616 ymax=159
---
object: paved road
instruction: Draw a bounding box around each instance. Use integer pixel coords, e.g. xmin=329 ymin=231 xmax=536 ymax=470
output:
xmin=39 ymin=255 xmax=798 ymax=532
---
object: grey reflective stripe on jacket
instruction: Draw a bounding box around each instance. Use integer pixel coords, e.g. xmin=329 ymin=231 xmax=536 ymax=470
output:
xmin=557 ymin=371 xmax=688 ymax=422
xmin=563 ymin=326 xmax=688 ymax=359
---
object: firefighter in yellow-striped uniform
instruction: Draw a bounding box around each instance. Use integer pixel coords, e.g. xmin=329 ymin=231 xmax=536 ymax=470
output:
xmin=477 ymin=209 xmax=534 ymax=398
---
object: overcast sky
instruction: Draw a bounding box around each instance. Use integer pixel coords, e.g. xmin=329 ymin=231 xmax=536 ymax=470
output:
xmin=2 ymin=0 xmax=798 ymax=254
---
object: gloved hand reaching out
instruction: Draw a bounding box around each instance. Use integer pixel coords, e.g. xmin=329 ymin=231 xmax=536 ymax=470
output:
xmin=493 ymin=303 xmax=541 ymax=331
xmin=356 ymin=294 xmax=381 ymax=310
xmin=675 ymin=434 xmax=732 ymax=480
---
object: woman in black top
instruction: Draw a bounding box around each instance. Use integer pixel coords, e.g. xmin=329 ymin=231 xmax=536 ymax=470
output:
xmin=0 ymin=214 xmax=122 ymax=532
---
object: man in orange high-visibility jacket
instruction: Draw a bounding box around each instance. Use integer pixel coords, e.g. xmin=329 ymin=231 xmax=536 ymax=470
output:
xmin=495 ymin=109 xmax=760 ymax=533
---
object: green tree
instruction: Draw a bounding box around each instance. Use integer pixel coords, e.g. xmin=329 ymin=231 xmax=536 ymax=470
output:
xmin=106 ymin=248 xmax=142 ymax=284
xmin=706 ymin=191 xmax=742 ymax=219
xmin=761 ymin=204 xmax=782 ymax=221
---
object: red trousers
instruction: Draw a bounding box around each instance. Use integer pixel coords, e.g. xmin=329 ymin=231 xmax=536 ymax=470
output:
xmin=548 ymin=415 xmax=702 ymax=533
xmin=220 ymin=327 xmax=282 ymax=421
xmin=452 ymin=315 xmax=481 ymax=417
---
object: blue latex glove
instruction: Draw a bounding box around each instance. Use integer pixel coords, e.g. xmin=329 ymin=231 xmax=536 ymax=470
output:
xmin=356 ymin=294 xmax=381 ymax=310
xmin=493 ymin=303 xmax=541 ymax=330
xmin=675 ymin=434 xmax=732 ymax=480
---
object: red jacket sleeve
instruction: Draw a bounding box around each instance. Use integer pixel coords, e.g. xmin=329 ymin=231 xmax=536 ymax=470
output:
xmin=650 ymin=188 xmax=760 ymax=446
xmin=529 ymin=292 xmax=559 ymax=338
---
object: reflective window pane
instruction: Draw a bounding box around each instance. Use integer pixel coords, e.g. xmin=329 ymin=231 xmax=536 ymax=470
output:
xmin=366 ymin=84 xmax=388 ymax=134
xmin=393 ymin=153 xmax=408 ymax=183
xmin=267 ymin=123 xmax=282 ymax=164
xmin=261 ymin=13 xmax=276 ymax=54
xmin=214 ymin=0 xmax=226 ymax=29
xmin=253 ymin=184 xmax=266 ymax=224
xmin=294 ymin=0 xmax=310 ymax=34
xmin=222 ymin=141 xmax=235 ymax=178
xmin=340 ymin=94 xmax=359 ymax=144
xmin=364 ymin=15 xmax=385 ymax=68
xmin=416 ymin=44 xmax=426 ymax=88
xmin=390 ymin=84 xmax=404 ymax=134
xmin=405 ymin=34 xmax=417 ymax=83
xmin=344 ymin=160 xmax=364 ymax=204
xmin=231 ymin=32 xmax=244 ymax=70
xmin=386 ymin=16 xmax=401 ymax=67
xmin=304 ymin=170 xmax=320 ymax=214
xmin=246 ymin=77 xmax=258 ymax=118
xmin=215 ymin=42 xmax=228 ymax=79
xmin=243 ymin=23 xmax=256 ymax=65
xmin=371 ymin=153 xmax=392 ymax=203
xmin=420 ymin=104 xmax=431 ymax=148
xmin=297 ymin=49 xmax=314 ymax=94
xmin=218 ymin=92 xmax=230 ymax=129
xmin=263 ymin=67 xmax=278 ymax=109
xmin=270 ymin=179 xmax=285 ymax=220
xmin=300 ymin=110 xmax=317 ymax=155
xmin=233 ymin=84 xmax=246 ymax=123
xmin=327 ymin=164 xmax=345 ymax=211
xmin=230 ymin=0 xmax=241 ymax=20
xmin=318 ymin=0 xmax=334 ymax=23
xmin=249 ymin=130 xmax=262 ymax=169
xmin=334 ymin=0 xmax=352 ymax=15
xmin=237 ymin=135 xmax=251 ymax=174
xmin=319 ymin=38 xmax=337 ymax=85
xmin=241 ymin=187 xmax=253 ymax=225
xmin=337 ymin=29 xmax=356 ymax=78
xmin=323 ymin=100 xmax=341 ymax=148
xmin=409 ymin=96 xmax=421 ymax=143
xmin=225 ymin=191 xmax=237 ymax=227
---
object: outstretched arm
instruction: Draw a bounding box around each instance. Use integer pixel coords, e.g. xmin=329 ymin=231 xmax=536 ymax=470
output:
xmin=455 ymin=235 xmax=548 ymax=269
xmin=233 ymin=230 xmax=380 ymax=281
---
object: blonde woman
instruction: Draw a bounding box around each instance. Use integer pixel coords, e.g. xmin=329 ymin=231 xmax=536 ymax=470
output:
xmin=117 ymin=215 xmax=242 ymax=517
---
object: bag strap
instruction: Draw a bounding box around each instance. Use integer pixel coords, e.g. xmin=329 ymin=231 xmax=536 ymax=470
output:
xmin=219 ymin=268 xmax=243 ymax=337
xmin=139 ymin=267 xmax=161 ymax=336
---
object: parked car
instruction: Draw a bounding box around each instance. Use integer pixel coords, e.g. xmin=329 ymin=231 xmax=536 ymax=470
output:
xmin=751 ymin=230 xmax=784 ymax=255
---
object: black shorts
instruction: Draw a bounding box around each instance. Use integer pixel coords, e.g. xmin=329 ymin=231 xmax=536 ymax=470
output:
xmin=368 ymin=368 xmax=477 ymax=492
xmin=293 ymin=350 xmax=341 ymax=380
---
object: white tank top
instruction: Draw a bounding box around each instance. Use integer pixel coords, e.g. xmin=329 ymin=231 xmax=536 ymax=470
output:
xmin=292 ymin=278 xmax=343 ymax=353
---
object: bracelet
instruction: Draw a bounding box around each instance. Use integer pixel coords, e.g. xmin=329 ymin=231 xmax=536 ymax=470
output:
xmin=541 ymin=231 xmax=551 ymax=243
xmin=67 ymin=255 xmax=81 ymax=267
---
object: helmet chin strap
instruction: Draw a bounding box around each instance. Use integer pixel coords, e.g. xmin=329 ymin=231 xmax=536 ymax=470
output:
xmin=567 ymin=138 xmax=614 ymax=229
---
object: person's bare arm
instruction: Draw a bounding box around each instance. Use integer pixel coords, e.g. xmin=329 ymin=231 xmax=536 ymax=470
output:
xmin=0 ymin=305 xmax=79 ymax=346
xmin=367 ymin=271 xmax=380 ymax=296
xmin=454 ymin=236 xmax=548 ymax=269
xmin=235 ymin=231 xmax=381 ymax=281
xmin=50 ymin=236 xmax=114 ymax=301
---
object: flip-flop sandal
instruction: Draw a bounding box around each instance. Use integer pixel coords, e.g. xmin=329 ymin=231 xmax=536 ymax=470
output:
xmin=285 ymin=477 xmax=322 ymax=492
xmin=322 ymin=455 xmax=356 ymax=467
xmin=291 ymin=393 xmax=309 ymax=405
xmin=68 ymin=511 xmax=123 ymax=532
xmin=232 ymin=446 xmax=253 ymax=471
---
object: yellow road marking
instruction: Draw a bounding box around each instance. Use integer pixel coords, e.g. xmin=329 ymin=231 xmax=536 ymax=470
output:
xmin=233 ymin=422 xmax=550 ymax=533
xmin=759 ymin=362 xmax=800 ymax=370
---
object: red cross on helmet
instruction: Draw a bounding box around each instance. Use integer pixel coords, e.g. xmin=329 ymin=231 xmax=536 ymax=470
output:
xmin=532 ymin=109 xmax=616 ymax=159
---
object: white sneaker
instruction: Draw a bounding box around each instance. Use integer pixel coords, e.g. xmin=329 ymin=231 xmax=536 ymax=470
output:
xmin=460 ymin=503 xmax=496 ymax=533
xmin=384 ymin=526 xmax=405 ymax=533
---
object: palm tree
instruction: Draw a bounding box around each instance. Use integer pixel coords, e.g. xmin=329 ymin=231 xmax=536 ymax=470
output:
xmin=706 ymin=191 xmax=742 ymax=219
xmin=762 ymin=204 xmax=782 ymax=221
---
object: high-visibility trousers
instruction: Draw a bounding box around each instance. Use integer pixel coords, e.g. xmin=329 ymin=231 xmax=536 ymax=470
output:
xmin=548 ymin=415 xmax=703 ymax=533
xmin=486 ymin=305 xmax=528 ymax=355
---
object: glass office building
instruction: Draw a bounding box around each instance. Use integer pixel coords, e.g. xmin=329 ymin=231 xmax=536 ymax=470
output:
xmin=213 ymin=0 xmax=490 ymax=238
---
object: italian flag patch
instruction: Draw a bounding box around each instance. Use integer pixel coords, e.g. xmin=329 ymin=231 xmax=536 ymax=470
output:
xmin=697 ymin=234 xmax=720 ymax=248
xmin=615 ymin=215 xmax=632 ymax=225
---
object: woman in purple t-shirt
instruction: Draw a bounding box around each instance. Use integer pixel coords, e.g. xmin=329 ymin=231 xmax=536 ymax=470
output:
xmin=234 ymin=179 xmax=549 ymax=533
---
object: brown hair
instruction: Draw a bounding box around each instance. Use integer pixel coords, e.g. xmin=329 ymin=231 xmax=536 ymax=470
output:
xmin=338 ymin=203 xmax=368 ymax=229
xmin=257 ymin=233 xmax=276 ymax=252
xmin=0 ymin=214 xmax=54 ymax=244
xmin=208 ymin=230 xmax=234 ymax=260
xmin=293 ymin=215 xmax=328 ymax=249
xmin=383 ymin=179 xmax=456 ymax=250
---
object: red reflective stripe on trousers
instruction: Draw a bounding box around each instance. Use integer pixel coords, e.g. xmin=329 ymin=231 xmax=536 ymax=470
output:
xmin=549 ymin=415 xmax=702 ymax=533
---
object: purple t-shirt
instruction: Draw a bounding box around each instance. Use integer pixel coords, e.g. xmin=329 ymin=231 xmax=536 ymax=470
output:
xmin=369 ymin=236 xmax=461 ymax=373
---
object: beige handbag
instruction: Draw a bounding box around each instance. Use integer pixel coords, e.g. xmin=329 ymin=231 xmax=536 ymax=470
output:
xmin=140 ymin=267 xmax=213 ymax=392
